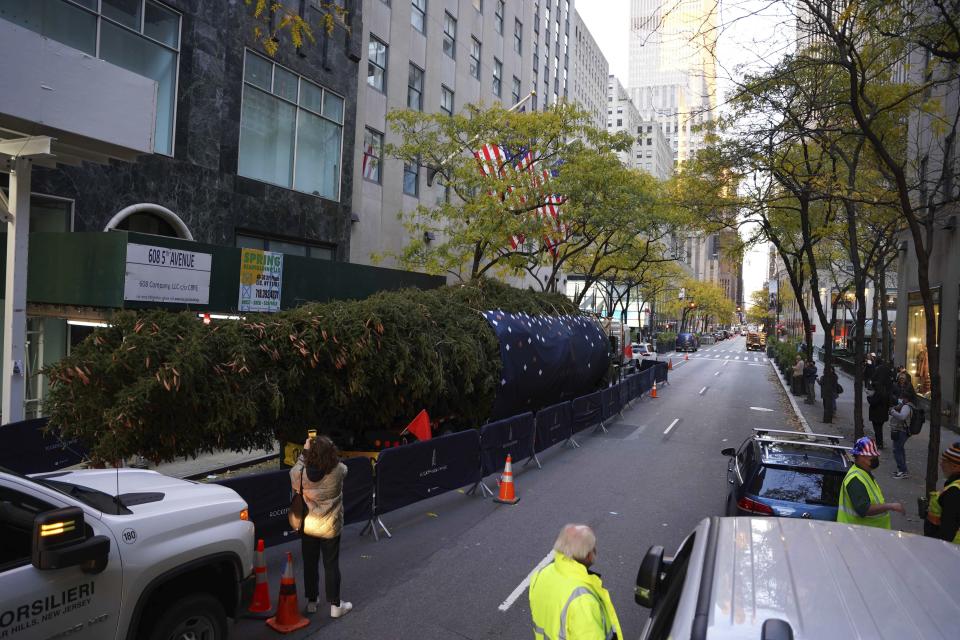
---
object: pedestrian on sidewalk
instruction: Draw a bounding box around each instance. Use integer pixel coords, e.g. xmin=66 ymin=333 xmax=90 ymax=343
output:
xmin=290 ymin=434 xmax=353 ymax=618
xmin=818 ymin=365 xmax=840 ymax=414
xmin=867 ymin=384 xmax=890 ymax=450
xmin=888 ymin=393 xmax=915 ymax=479
xmin=792 ymin=357 xmax=805 ymax=396
xmin=925 ymin=442 xmax=960 ymax=544
xmin=873 ymin=357 xmax=891 ymax=395
xmin=803 ymin=360 xmax=818 ymax=405
xmin=893 ymin=369 xmax=914 ymax=399
xmin=529 ymin=524 xmax=623 ymax=640
xmin=837 ymin=437 xmax=905 ymax=529
xmin=864 ymin=353 xmax=876 ymax=391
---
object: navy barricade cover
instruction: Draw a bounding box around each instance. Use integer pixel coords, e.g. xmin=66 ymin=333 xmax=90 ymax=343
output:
xmin=640 ymin=368 xmax=654 ymax=394
xmin=215 ymin=468 xmax=294 ymax=548
xmin=479 ymin=412 xmax=535 ymax=477
xmin=571 ymin=392 xmax=603 ymax=433
xmin=639 ymin=359 xmax=668 ymax=383
xmin=600 ymin=386 xmax=619 ymax=422
xmin=0 ymin=417 xmax=87 ymax=474
xmin=375 ymin=430 xmax=481 ymax=516
xmin=618 ymin=380 xmax=630 ymax=408
xmin=482 ymin=311 xmax=608 ymax=420
xmin=637 ymin=359 xmax=657 ymax=373
xmin=534 ymin=401 xmax=572 ymax=453
xmin=628 ymin=374 xmax=641 ymax=400
xmin=215 ymin=456 xmax=374 ymax=547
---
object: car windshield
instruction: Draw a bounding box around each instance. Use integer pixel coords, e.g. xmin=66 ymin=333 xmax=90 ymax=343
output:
xmin=748 ymin=466 xmax=843 ymax=506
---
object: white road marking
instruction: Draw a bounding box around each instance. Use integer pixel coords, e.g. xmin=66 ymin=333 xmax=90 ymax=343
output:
xmin=725 ymin=355 xmax=730 ymax=359
xmin=663 ymin=418 xmax=680 ymax=435
xmin=714 ymin=354 xmax=720 ymax=359
xmin=499 ymin=551 xmax=555 ymax=612
xmin=714 ymin=371 xmax=720 ymax=376
xmin=749 ymin=406 xmax=774 ymax=412
xmin=699 ymin=386 xmax=708 ymax=395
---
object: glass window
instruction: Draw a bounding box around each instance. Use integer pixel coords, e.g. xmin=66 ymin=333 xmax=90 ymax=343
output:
xmin=494 ymin=0 xmax=504 ymax=34
xmin=411 ymin=0 xmax=426 ymax=33
xmin=470 ymin=37 xmax=481 ymax=79
xmin=443 ymin=12 xmax=456 ymax=58
xmin=102 ymin=0 xmax=141 ymax=30
xmin=362 ymin=128 xmax=383 ymax=183
xmin=408 ymin=63 xmax=424 ymax=110
xmin=492 ymin=58 xmax=502 ymax=97
xmin=441 ymin=85 xmax=454 ymax=116
xmin=0 ymin=0 xmax=180 ymax=154
xmin=514 ymin=19 xmax=522 ymax=53
xmin=512 ymin=76 xmax=521 ymax=104
xmin=368 ymin=36 xmax=387 ymax=91
xmin=238 ymin=51 xmax=343 ymax=200
xmin=144 ymin=0 xmax=179 ymax=47
xmin=236 ymin=234 xmax=334 ymax=260
xmin=0 ymin=485 xmax=56 ymax=571
xmin=748 ymin=467 xmax=843 ymax=507
xmin=100 ymin=20 xmax=178 ymax=156
xmin=403 ymin=162 xmax=419 ymax=197
xmin=907 ymin=288 xmax=940 ymax=398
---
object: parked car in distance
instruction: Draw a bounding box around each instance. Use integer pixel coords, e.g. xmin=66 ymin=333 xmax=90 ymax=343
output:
xmin=676 ymin=332 xmax=699 ymax=352
xmin=721 ymin=428 xmax=848 ymax=520
xmin=630 ymin=342 xmax=654 ymax=361
xmin=633 ymin=516 xmax=960 ymax=640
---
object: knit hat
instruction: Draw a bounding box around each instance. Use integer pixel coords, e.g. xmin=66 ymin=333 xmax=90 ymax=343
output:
xmin=851 ymin=436 xmax=880 ymax=457
xmin=943 ymin=442 xmax=960 ymax=466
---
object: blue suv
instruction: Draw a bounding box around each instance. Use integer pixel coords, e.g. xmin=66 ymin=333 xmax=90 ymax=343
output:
xmin=722 ymin=429 xmax=849 ymax=521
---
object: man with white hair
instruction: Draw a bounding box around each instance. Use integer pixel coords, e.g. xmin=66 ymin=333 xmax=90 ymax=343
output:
xmin=529 ymin=524 xmax=622 ymax=639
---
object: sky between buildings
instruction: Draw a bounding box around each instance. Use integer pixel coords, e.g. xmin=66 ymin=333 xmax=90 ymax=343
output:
xmin=578 ymin=0 xmax=797 ymax=301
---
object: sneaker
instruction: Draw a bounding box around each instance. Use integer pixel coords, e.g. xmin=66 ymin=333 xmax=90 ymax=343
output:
xmin=306 ymin=599 xmax=319 ymax=614
xmin=892 ymin=471 xmax=909 ymax=479
xmin=330 ymin=601 xmax=353 ymax=618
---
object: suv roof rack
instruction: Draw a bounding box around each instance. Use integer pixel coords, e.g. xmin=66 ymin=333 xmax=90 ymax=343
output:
xmin=754 ymin=428 xmax=844 ymax=444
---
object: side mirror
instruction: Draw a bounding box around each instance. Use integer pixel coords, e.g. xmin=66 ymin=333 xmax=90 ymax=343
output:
xmin=721 ymin=447 xmax=736 ymax=457
xmin=635 ymin=545 xmax=664 ymax=608
xmin=32 ymin=507 xmax=110 ymax=574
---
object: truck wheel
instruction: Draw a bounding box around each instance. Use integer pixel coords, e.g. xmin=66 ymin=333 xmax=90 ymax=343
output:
xmin=148 ymin=593 xmax=227 ymax=640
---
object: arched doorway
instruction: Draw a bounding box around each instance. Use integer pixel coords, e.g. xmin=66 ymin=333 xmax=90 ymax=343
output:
xmin=104 ymin=203 xmax=193 ymax=240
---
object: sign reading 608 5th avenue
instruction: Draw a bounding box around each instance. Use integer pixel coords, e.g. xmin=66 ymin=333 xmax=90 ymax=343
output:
xmin=124 ymin=243 xmax=212 ymax=305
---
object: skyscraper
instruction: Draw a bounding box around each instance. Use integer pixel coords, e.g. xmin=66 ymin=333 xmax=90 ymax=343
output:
xmin=627 ymin=0 xmax=718 ymax=166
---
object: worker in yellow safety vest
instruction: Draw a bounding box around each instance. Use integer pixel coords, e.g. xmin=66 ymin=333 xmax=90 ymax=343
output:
xmin=837 ymin=437 xmax=904 ymax=528
xmin=925 ymin=442 xmax=960 ymax=544
xmin=529 ymin=524 xmax=622 ymax=640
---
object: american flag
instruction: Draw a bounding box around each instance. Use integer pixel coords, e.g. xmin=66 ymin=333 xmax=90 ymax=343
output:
xmin=472 ymin=144 xmax=565 ymax=252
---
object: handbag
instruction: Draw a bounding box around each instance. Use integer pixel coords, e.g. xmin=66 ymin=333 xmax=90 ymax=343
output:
xmin=288 ymin=469 xmax=308 ymax=531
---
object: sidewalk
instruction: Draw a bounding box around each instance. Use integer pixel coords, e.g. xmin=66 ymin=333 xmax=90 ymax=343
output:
xmin=772 ymin=362 xmax=954 ymax=535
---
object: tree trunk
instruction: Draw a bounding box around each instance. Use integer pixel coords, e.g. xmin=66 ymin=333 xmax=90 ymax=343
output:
xmin=870 ymin=275 xmax=880 ymax=356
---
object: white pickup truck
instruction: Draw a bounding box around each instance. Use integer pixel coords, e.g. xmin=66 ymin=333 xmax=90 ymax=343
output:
xmin=0 ymin=466 xmax=255 ymax=640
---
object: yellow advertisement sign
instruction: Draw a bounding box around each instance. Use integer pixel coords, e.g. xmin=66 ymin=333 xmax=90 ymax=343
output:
xmin=238 ymin=248 xmax=283 ymax=312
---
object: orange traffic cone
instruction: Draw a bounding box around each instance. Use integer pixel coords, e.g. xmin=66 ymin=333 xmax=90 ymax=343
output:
xmin=248 ymin=539 xmax=273 ymax=617
xmin=266 ymin=552 xmax=310 ymax=633
xmin=684 ymin=353 xmax=689 ymax=361
xmin=651 ymin=381 xmax=658 ymax=399
xmin=494 ymin=455 xmax=520 ymax=505
xmin=667 ymin=358 xmax=673 ymax=370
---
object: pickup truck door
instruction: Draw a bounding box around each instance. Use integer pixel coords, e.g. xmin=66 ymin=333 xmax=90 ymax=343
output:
xmin=0 ymin=476 xmax=122 ymax=640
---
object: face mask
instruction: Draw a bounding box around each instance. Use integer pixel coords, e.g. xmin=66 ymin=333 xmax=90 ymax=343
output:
xmin=869 ymin=458 xmax=880 ymax=470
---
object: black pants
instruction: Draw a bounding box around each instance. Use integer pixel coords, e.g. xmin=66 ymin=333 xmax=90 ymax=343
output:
xmin=871 ymin=420 xmax=885 ymax=448
xmin=301 ymin=534 xmax=341 ymax=604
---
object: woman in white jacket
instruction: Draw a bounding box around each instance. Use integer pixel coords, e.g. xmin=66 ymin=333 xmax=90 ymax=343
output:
xmin=290 ymin=435 xmax=353 ymax=617
xmin=888 ymin=393 xmax=915 ymax=479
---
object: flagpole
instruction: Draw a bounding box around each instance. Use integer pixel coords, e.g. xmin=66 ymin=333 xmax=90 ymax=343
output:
xmin=426 ymin=91 xmax=538 ymax=187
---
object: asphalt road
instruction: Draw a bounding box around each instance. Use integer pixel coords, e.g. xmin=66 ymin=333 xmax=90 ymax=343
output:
xmin=238 ymin=336 xmax=796 ymax=640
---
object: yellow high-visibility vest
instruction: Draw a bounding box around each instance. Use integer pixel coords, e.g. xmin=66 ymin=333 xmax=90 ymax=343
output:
xmin=837 ymin=466 xmax=891 ymax=529
xmin=529 ymin=551 xmax=622 ymax=640
xmin=926 ymin=478 xmax=960 ymax=544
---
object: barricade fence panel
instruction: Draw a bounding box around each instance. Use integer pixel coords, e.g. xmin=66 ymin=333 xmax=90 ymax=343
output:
xmin=0 ymin=417 xmax=87 ymax=474
xmin=640 ymin=368 xmax=654 ymax=394
xmin=534 ymin=401 xmax=573 ymax=453
xmin=479 ymin=412 xmax=535 ymax=477
xmin=375 ymin=430 xmax=481 ymax=516
xmin=654 ymin=361 xmax=669 ymax=383
xmin=600 ymin=387 xmax=619 ymax=422
xmin=618 ymin=380 xmax=630 ymax=408
xmin=215 ymin=456 xmax=375 ymax=547
xmin=571 ymin=392 xmax=603 ymax=433
xmin=628 ymin=374 xmax=642 ymax=400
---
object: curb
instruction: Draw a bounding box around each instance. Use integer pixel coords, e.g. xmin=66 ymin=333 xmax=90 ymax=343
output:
xmin=770 ymin=359 xmax=813 ymax=435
